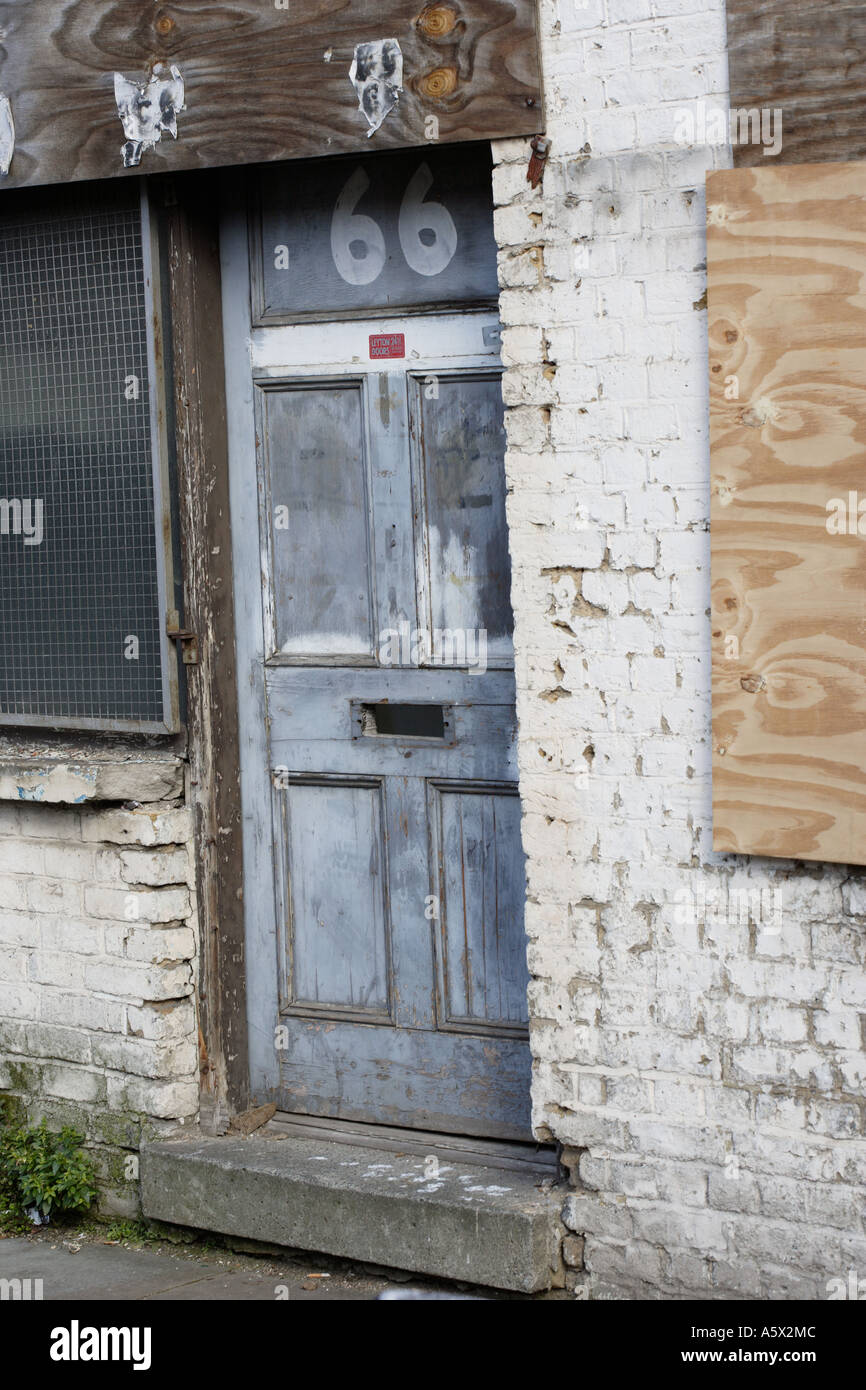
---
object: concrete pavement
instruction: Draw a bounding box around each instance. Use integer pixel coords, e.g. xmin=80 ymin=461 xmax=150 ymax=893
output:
xmin=0 ymin=1230 xmax=493 ymax=1300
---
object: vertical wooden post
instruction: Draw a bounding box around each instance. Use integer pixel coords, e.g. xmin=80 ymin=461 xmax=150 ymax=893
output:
xmin=161 ymin=171 xmax=249 ymax=1125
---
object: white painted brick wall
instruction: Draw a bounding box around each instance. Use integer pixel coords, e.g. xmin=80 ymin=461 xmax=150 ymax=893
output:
xmin=0 ymin=798 xmax=197 ymax=1214
xmin=496 ymin=0 xmax=866 ymax=1299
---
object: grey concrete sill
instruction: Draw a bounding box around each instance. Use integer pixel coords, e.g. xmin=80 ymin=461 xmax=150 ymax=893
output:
xmin=0 ymin=756 xmax=184 ymax=805
xmin=141 ymin=1132 xmax=566 ymax=1293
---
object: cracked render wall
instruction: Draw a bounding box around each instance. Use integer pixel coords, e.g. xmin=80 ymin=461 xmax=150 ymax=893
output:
xmin=0 ymin=782 xmax=199 ymax=1217
xmin=497 ymin=0 xmax=866 ymax=1299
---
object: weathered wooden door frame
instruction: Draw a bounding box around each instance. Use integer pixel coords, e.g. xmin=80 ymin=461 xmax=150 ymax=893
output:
xmin=160 ymin=151 xmax=533 ymax=1135
xmin=158 ymin=169 xmax=250 ymax=1127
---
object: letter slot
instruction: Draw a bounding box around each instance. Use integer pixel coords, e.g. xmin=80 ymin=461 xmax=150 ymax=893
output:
xmin=351 ymin=701 xmax=453 ymax=741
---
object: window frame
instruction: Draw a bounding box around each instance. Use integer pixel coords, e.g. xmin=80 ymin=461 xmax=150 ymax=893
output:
xmin=0 ymin=183 xmax=181 ymax=735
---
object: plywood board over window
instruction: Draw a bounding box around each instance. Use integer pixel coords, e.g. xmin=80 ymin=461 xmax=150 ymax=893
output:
xmin=725 ymin=0 xmax=866 ymax=166
xmin=707 ymin=162 xmax=866 ymax=865
xmin=0 ymin=1 xmax=542 ymax=190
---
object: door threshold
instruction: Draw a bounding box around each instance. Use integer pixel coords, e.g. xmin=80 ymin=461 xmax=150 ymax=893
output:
xmin=263 ymin=1112 xmax=559 ymax=1177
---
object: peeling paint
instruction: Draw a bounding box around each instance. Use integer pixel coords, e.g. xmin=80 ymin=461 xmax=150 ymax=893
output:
xmin=349 ymin=39 xmax=403 ymax=137
xmin=17 ymin=785 xmax=45 ymax=801
xmin=114 ymin=63 xmax=185 ymax=168
xmin=0 ymin=93 xmax=14 ymax=176
xmin=0 ymin=759 xmax=182 ymax=805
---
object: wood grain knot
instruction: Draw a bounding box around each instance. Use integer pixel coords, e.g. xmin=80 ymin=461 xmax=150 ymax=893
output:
xmin=155 ymin=14 xmax=175 ymax=36
xmin=417 ymin=65 xmax=459 ymax=99
xmin=740 ymin=674 xmax=767 ymax=694
xmin=416 ymin=4 xmax=460 ymax=38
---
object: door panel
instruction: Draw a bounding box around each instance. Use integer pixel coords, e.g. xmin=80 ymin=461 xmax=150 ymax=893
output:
xmin=411 ymin=372 xmax=514 ymax=665
xmin=433 ymin=785 xmax=529 ymax=1032
xmin=284 ymin=778 xmax=392 ymax=1019
xmin=262 ymin=382 xmax=375 ymax=660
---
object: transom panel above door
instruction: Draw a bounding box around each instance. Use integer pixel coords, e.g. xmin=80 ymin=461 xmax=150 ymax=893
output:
xmin=222 ymin=143 xmax=531 ymax=1140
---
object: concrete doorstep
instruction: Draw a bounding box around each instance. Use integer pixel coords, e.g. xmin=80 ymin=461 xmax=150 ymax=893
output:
xmin=140 ymin=1131 xmax=567 ymax=1294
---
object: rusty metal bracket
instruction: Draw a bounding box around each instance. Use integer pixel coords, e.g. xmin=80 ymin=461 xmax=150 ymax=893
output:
xmin=166 ymin=609 xmax=199 ymax=666
xmin=527 ymin=135 xmax=551 ymax=189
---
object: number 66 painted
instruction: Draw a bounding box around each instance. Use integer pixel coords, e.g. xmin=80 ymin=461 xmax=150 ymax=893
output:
xmin=330 ymin=162 xmax=458 ymax=286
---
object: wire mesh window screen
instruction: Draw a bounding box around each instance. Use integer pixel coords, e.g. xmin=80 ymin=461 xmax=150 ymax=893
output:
xmin=0 ymin=189 xmax=169 ymax=728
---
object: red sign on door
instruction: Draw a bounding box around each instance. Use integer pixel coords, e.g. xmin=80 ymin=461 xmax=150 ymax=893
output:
xmin=369 ymin=332 xmax=406 ymax=360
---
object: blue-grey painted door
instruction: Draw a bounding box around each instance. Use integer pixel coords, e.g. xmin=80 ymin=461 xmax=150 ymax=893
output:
xmin=222 ymin=153 xmax=531 ymax=1140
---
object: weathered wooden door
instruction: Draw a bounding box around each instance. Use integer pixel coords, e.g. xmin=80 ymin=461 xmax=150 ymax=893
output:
xmin=222 ymin=146 xmax=531 ymax=1139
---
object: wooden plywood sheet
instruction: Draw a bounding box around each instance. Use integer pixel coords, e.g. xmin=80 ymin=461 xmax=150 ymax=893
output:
xmin=707 ymin=162 xmax=866 ymax=864
xmin=726 ymin=0 xmax=866 ymax=167
xmin=0 ymin=1 xmax=542 ymax=191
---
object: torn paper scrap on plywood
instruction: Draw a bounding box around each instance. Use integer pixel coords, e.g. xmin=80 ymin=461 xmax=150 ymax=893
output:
xmin=350 ymin=39 xmax=403 ymax=136
xmin=0 ymin=95 xmax=14 ymax=176
xmin=114 ymin=63 xmax=185 ymax=168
